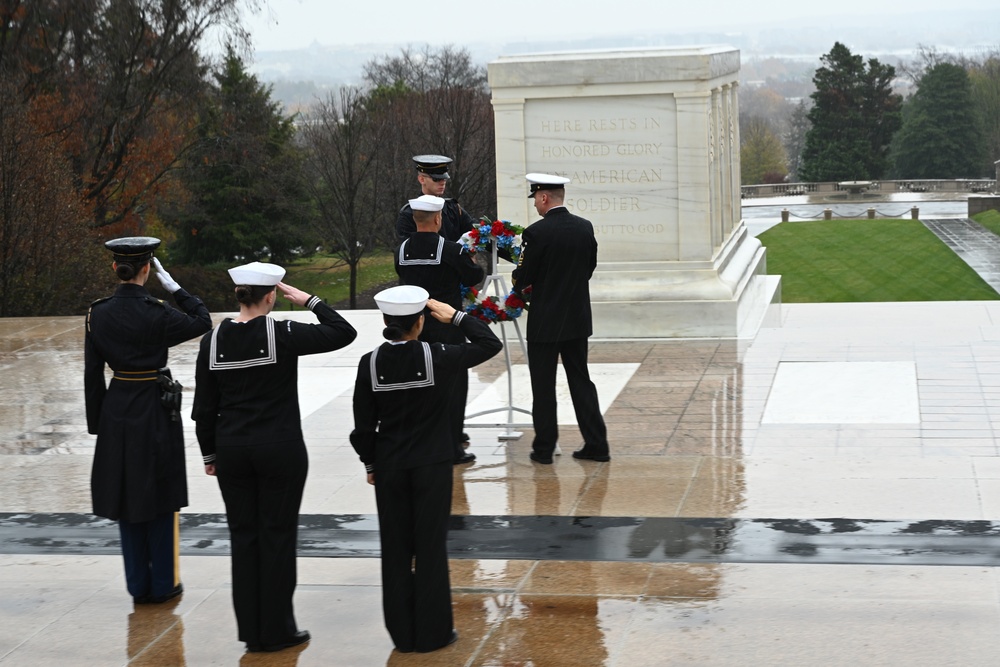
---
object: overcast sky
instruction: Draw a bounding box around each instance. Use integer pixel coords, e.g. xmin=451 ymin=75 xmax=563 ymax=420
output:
xmin=242 ymin=0 xmax=996 ymax=51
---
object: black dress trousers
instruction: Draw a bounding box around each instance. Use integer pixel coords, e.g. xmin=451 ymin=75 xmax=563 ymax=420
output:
xmin=216 ymin=439 xmax=308 ymax=647
xmin=527 ymin=337 xmax=608 ymax=458
xmin=374 ymin=461 xmax=454 ymax=653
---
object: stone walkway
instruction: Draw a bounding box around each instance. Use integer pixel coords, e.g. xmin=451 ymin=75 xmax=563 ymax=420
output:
xmin=923 ymin=218 xmax=1000 ymax=293
xmin=7 ymin=215 xmax=1000 ymax=664
xmin=9 ymin=300 xmax=1000 ymax=664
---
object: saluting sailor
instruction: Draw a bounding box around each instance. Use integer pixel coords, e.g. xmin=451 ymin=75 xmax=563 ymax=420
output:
xmin=84 ymin=237 xmax=211 ymax=604
xmin=350 ymin=286 xmax=501 ymax=654
xmin=191 ymin=262 xmax=357 ymax=653
xmin=395 ymin=154 xmax=475 ymax=242
xmin=395 ymin=194 xmax=484 ymax=465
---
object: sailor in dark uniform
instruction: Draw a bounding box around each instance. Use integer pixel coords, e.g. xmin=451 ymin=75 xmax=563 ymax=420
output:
xmin=512 ymin=174 xmax=611 ymax=464
xmin=395 ymin=155 xmax=475 ymax=242
xmin=84 ymin=236 xmax=211 ymax=604
xmin=396 ymin=194 xmax=484 ymax=465
xmin=192 ymin=261 xmax=357 ymax=653
xmin=350 ymin=286 xmax=501 ymax=654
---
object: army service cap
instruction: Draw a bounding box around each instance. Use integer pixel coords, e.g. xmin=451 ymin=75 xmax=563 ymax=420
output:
xmin=104 ymin=236 xmax=161 ymax=263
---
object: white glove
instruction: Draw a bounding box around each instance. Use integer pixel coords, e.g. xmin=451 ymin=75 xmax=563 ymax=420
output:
xmin=152 ymin=257 xmax=181 ymax=293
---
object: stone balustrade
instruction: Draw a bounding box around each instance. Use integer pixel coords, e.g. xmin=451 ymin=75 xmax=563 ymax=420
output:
xmin=741 ymin=179 xmax=996 ymax=198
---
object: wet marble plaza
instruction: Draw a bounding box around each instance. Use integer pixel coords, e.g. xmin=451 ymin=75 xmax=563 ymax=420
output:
xmin=6 ymin=243 xmax=1000 ymax=663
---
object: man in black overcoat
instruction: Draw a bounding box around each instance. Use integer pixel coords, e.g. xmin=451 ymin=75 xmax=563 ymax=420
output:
xmin=511 ymin=174 xmax=611 ymax=464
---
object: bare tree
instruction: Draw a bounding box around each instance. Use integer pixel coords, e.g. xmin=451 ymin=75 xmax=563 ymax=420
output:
xmin=363 ymin=45 xmax=487 ymax=92
xmin=783 ymin=100 xmax=811 ymax=181
xmin=0 ymin=0 xmax=257 ymax=231
xmin=363 ymin=46 xmax=496 ymax=244
xmin=968 ymin=52 xmax=1000 ymax=176
xmin=741 ymin=116 xmax=788 ymax=185
xmin=896 ymin=44 xmax=953 ymax=88
xmin=299 ymin=87 xmax=385 ymax=309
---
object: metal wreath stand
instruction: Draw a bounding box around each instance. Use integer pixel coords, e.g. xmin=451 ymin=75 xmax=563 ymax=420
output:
xmin=463 ymin=235 xmax=532 ymax=441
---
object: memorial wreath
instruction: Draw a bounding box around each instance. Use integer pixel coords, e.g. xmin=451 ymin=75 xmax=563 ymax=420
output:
xmin=461 ymin=284 xmax=527 ymax=323
xmin=460 ymin=216 xmax=524 ymax=260
xmin=460 ymin=217 xmax=527 ymax=323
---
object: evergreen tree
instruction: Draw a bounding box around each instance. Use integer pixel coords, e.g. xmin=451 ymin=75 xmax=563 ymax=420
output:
xmin=169 ymin=48 xmax=313 ymax=265
xmin=800 ymin=42 xmax=902 ymax=182
xmin=891 ymin=63 xmax=985 ymax=179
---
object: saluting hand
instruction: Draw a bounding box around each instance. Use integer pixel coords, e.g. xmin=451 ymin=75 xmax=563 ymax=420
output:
xmin=427 ymin=299 xmax=457 ymax=323
xmin=152 ymin=258 xmax=181 ymax=293
xmin=277 ymin=282 xmax=312 ymax=307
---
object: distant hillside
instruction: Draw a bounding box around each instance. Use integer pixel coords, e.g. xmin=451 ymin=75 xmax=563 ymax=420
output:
xmin=250 ymin=8 xmax=999 ymax=113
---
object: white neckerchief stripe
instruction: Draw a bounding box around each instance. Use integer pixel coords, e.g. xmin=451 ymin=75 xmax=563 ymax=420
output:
xmin=370 ymin=341 xmax=435 ymax=392
xmin=398 ymin=236 xmax=445 ymax=266
xmin=209 ymin=317 xmax=278 ymax=370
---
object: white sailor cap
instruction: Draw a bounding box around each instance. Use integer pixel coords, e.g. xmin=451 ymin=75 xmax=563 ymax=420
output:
xmin=374 ymin=285 xmax=429 ymax=316
xmin=408 ymin=194 xmax=445 ymax=212
xmin=526 ymin=173 xmax=571 ymax=197
xmin=228 ymin=261 xmax=285 ymax=286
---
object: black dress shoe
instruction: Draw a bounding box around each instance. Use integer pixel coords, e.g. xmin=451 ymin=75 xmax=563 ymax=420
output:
xmin=529 ymin=451 xmax=553 ymax=464
xmin=248 ymin=630 xmax=311 ymax=653
xmin=148 ymin=583 xmax=183 ymax=603
xmin=572 ymin=449 xmax=610 ymax=462
xmin=416 ymin=629 xmax=459 ymax=653
xmin=454 ymin=452 xmax=476 ymax=465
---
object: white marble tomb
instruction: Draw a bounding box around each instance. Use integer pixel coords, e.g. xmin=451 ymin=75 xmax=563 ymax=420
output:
xmin=488 ymin=47 xmax=780 ymax=338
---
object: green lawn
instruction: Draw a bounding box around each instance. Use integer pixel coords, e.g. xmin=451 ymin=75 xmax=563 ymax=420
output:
xmin=758 ymin=219 xmax=999 ymax=302
xmin=272 ymin=251 xmax=397 ymax=311
xmin=974 ymin=209 xmax=1000 ymax=237
xmin=264 ymin=215 xmax=1000 ymax=308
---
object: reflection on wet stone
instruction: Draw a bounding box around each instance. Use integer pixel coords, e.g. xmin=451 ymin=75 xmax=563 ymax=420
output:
xmin=9 ymin=513 xmax=1000 ymax=567
xmin=11 ymin=290 xmax=1000 ymax=663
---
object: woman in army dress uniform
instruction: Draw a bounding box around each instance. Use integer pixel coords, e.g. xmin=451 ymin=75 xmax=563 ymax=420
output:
xmin=350 ymin=286 xmax=501 ymax=654
xmin=192 ymin=261 xmax=356 ymax=653
xmin=84 ymin=237 xmax=211 ymax=604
